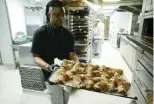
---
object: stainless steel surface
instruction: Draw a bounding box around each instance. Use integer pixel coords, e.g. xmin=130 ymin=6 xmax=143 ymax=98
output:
xmin=68 ymin=7 xmax=94 ymax=63
xmin=129 ymin=41 xmax=144 ymax=53
xmin=144 ymin=51 xmax=153 ymax=61
xmin=138 ymin=0 xmax=153 ymax=35
xmin=136 ymin=61 xmax=153 ymax=90
xmin=134 ymin=69 xmax=149 ymax=99
xmin=144 ymin=11 xmax=153 ymax=19
xmin=132 ymin=80 xmax=146 ymax=104
xmin=26 ymin=25 xmax=39 ymax=38
xmin=145 ymin=0 xmax=153 ymax=12
xmin=129 ymin=41 xmax=143 ymax=71
xmin=120 ymin=36 xmax=135 ymax=70
xmin=50 ymin=70 xmax=137 ymax=100
xmin=92 ymin=38 xmax=102 ymax=58
xmin=18 ymin=42 xmax=36 ymax=66
xmin=132 ymin=48 xmax=142 ymax=71
xmin=120 ymin=36 xmax=129 ymax=59
xmin=139 ymin=54 xmax=153 ymax=75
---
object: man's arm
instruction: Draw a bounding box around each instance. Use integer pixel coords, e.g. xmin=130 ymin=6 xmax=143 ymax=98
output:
xmin=32 ymin=54 xmax=50 ymax=72
xmin=31 ymin=28 xmax=50 ymax=71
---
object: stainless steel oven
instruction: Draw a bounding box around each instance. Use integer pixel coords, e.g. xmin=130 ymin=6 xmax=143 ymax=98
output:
xmin=134 ymin=60 xmax=153 ymax=103
xmin=139 ymin=54 xmax=153 ymax=76
xmin=132 ymin=79 xmax=146 ymax=104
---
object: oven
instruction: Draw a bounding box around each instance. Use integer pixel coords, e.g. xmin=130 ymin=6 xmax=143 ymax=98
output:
xmin=134 ymin=60 xmax=153 ymax=103
xmin=142 ymin=18 xmax=153 ymax=37
xmin=139 ymin=54 xmax=153 ymax=76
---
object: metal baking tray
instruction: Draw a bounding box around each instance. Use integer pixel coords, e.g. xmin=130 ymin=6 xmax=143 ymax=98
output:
xmin=74 ymin=33 xmax=88 ymax=36
xmin=70 ymin=25 xmax=89 ymax=27
xmin=69 ymin=21 xmax=89 ymax=27
xmin=49 ymin=70 xmax=137 ymax=100
xmin=48 ymin=59 xmax=137 ymax=100
xmin=69 ymin=16 xmax=89 ymax=19
xmin=75 ymin=35 xmax=88 ymax=38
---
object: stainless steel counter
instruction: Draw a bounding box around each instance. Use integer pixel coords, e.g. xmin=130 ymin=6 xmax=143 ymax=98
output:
xmin=18 ymin=42 xmax=36 ymax=66
xmin=120 ymin=35 xmax=153 ymax=104
xmin=12 ymin=42 xmax=36 ymax=66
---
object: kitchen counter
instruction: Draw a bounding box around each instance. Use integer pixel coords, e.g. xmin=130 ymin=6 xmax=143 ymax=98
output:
xmin=12 ymin=42 xmax=35 ymax=66
xmin=12 ymin=42 xmax=32 ymax=50
xmin=127 ymin=36 xmax=153 ymax=54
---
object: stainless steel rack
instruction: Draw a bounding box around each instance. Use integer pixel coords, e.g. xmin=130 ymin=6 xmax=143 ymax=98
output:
xmin=67 ymin=6 xmax=95 ymax=63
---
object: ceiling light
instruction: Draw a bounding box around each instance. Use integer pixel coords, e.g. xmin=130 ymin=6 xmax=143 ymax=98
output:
xmin=35 ymin=0 xmax=41 ymax=2
xmin=103 ymin=0 xmax=121 ymax=2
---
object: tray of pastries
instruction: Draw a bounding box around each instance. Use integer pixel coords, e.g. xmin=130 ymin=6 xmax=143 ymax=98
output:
xmin=49 ymin=59 xmax=137 ymax=99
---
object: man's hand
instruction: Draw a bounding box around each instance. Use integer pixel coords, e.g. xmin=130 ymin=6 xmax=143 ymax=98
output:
xmin=47 ymin=64 xmax=59 ymax=72
xmin=33 ymin=53 xmax=50 ymax=72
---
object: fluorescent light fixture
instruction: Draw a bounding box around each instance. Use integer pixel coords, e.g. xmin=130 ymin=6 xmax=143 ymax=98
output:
xmin=103 ymin=0 xmax=121 ymax=2
xmin=35 ymin=0 xmax=41 ymax=2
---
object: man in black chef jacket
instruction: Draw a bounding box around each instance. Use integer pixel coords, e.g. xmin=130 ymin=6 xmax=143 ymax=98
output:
xmin=31 ymin=0 xmax=78 ymax=104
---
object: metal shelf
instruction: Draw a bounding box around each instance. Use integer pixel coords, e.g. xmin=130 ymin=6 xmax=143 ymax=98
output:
xmin=67 ymin=7 xmax=95 ymax=63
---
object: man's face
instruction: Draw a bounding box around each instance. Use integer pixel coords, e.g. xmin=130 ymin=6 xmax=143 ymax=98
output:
xmin=48 ymin=7 xmax=65 ymax=26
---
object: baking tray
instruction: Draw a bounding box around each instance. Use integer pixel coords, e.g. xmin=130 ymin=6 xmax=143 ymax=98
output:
xmin=49 ymin=71 xmax=137 ymax=100
xmin=74 ymin=33 xmax=88 ymax=36
xmin=70 ymin=25 xmax=89 ymax=27
xmin=48 ymin=59 xmax=137 ymax=100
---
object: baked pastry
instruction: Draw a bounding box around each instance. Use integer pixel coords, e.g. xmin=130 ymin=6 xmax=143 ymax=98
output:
xmin=55 ymin=59 xmax=131 ymax=96
xmin=93 ymin=82 xmax=101 ymax=91
xmin=85 ymin=79 xmax=94 ymax=89
xmin=79 ymin=74 xmax=86 ymax=80
xmin=112 ymin=69 xmax=123 ymax=75
xmin=66 ymin=71 xmax=74 ymax=80
xmin=99 ymin=81 xmax=109 ymax=92
xmin=72 ymin=75 xmax=83 ymax=88
xmin=56 ymin=74 xmax=69 ymax=84
xmin=92 ymin=77 xmax=101 ymax=83
xmin=57 ymin=67 xmax=66 ymax=75
xmin=93 ymin=65 xmax=99 ymax=70
xmin=117 ymin=85 xmax=127 ymax=96
xmin=93 ymin=70 xmax=100 ymax=77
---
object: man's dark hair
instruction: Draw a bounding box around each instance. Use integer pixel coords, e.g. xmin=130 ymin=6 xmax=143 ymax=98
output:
xmin=46 ymin=0 xmax=64 ymax=22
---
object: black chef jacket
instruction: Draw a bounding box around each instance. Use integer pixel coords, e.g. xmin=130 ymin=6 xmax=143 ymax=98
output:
xmin=31 ymin=24 xmax=75 ymax=81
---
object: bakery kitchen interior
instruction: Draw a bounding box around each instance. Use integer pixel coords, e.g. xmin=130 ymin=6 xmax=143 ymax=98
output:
xmin=0 ymin=0 xmax=153 ymax=104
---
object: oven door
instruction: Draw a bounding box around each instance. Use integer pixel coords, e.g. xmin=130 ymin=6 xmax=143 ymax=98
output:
xmin=131 ymin=80 xmax=146 ymax=104
xmin=139 ymin=54 xmax=153 ymax=76
xmin=134 ymin=61 xmax=153 ymax=98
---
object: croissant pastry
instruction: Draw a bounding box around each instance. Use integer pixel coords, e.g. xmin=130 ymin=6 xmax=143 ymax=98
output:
xmin=85 ymin=79 xmax=94 ymax=89
xmin=100 ymin=81 xmax=109 ymax=92
xmin=112 ymin=69 xmax=123 ymax=75
xmin=56 ymin=74 xmax=68 ymax=84
xmin=66 ymin=71 xmax=74 ymax=80
xmin=57 ymin=67 xmax=66 ymax=75
xmin=55 ymin=59 xmax=131 ymax=96
xmin=92 ymin=77 xmax=101 ymax=83
xmin=73 ymin=75 xmax=83 ymax=87
xmin=93 ymin=82 xmax=101 ymax=91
